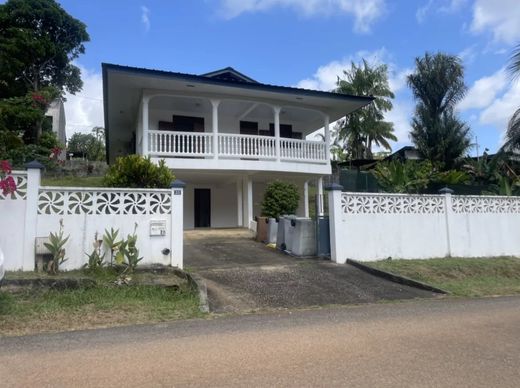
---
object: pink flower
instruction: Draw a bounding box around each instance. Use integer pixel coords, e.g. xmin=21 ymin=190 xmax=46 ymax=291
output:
xmin=0 ymin=160 xmax=12 ymax=174
xmin=0 ymin=176 xmax=17 ymax=195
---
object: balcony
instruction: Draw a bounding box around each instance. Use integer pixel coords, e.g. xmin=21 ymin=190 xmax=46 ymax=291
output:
xmin=147 ymin=130 xmax=329 ymax=174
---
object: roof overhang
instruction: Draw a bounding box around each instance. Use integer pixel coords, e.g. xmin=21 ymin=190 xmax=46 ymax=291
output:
xmin=102 ymin=63 xmax=374 ymax=162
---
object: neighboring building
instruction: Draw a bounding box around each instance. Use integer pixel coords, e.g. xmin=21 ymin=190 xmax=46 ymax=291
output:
xmin=102 ymin=64 xmax=372 ymax=229
xmin=45 ymin=99 xmax=67 ymax=146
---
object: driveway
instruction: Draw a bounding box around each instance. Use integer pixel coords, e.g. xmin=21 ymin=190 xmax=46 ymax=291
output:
xmin=184 ymin=229 xmax=438 ymax=312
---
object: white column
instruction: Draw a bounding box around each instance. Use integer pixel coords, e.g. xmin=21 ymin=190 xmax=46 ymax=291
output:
xmin=170 ymin=180 xmax=185 ymax=268
xmin=317 ymin=176 xmax=324 ymax=216
xmin=327 ymin=184 xmax=344 ymax=263
xmin=247 ymin=177 xmax=253 ymax=229
xmin=273 ymin=106 xmax=281 ymax=162
xmin=22 ymin=161 xmax=43 ymax=271
xmin=142 ymin=96 xmax=149 ymax=157
xmin=211 ymin=99 xmax=220 ymax=159
xmin=303 ymin=180 xmax=309 ymax=218
xmin=324 ymin=114 xmax=330 ymax=163
xmin=237 ymin=179 xmax=243 ymax=227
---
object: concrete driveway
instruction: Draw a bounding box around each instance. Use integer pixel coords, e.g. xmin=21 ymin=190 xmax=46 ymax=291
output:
xmin=184 ymin=229 xmax=438 ymax=312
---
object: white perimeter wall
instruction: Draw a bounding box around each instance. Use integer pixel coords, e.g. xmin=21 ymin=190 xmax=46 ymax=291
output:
xmin=328 ymin=191 xmax=520 ymax=262
xmin=0 ymin=169 xmax=184 ymax=271
xmin=0 ymin=172 xmax=28 ymax=270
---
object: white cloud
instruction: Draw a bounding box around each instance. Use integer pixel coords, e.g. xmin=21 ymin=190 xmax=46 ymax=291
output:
xmin=458 ymin=44 xmax=478 ymax=64
xmin=416 ymin=0 xmax=466 ymax=23
xmin=217 ymin=0 xmax=386 ymax=33
xmin=458 ymin=68 xmax=508 ymax=111
xmin=471 ymin=0 xmax=520 ymax=44
xmin=141 ymin=5 xmax=151 ymax=32
xmin=296 ymin=48 xmax=390 ymax=91
xmin=416 ymin=0 xmax=433 ymax=23
xmin=63 ymin=65 xmax=104 ymax=139
xmin=479 ymin=81 xmax=520 ymax=131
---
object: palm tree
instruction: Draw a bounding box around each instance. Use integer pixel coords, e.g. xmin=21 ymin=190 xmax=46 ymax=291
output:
xmin=407 ymin=52 xmax=471 ymax=169
xmin=503 ymin=45 xmax=520 ymax=152
xmin=335 ymin=59 xmax=396 ymax=159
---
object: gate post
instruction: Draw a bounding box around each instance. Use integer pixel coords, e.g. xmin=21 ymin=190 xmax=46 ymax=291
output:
xmin=22 ymin=161 xmax=44 ymax=271
xmin=171 ymin=179 xmax=185 ymax=268
xmin=326 ymin=183 xmax=344 ymax=263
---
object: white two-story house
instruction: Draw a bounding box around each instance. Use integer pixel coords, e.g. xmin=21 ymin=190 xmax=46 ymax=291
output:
xmin=102 ymin=64 xmax=372 ymax=229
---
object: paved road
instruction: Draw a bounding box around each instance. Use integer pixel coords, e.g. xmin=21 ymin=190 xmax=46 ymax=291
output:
xmin=184 ymin=229 xmax=436 ymax=312
xmin=2 ymin=296 xmax=519 ymax=387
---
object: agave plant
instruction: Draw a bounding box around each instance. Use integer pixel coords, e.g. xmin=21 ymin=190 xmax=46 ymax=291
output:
xmin=43 ymin=220 xmax=69 ymax=274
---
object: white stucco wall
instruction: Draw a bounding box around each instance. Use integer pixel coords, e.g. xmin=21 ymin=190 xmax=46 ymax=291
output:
xmin=0 ymin=172 xmax=28 ymax=270
xmin=329 ymin=191 xmax=520 ymax=263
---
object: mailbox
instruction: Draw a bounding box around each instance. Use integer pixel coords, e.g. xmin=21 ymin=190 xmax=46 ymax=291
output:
xmin=150 ymin=220 xmax=167 ymax=236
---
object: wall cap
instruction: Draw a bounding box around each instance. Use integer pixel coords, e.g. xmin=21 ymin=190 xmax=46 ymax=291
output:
xmin=171 ymin=179 xmax=186 ymax=188
xmin=325 ymin=183 xmax=343 ymax=191
xmin=25 ymin=160 xmax=45 ymax=170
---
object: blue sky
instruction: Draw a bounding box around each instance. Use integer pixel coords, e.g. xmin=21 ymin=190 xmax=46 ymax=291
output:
xmin=52 ymin=0 xmax=520 ymax=155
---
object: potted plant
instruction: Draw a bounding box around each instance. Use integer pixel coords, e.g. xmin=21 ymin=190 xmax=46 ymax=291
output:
xmin=260 ymin=181 xmax=299 ymax=244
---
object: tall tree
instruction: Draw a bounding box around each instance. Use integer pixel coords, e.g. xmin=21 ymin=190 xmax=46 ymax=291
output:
xmin=0 ymin=0 xmax=89 ymax=143
xmin=407 ymin=52 xmax=471 ymax=169
xmin=335 ymin=59 xmax=396 ymax=159
xmin=503 ymin=44 xmax=520 ymax=153
xmin=0 ymin=0 xmax=89 ymax=98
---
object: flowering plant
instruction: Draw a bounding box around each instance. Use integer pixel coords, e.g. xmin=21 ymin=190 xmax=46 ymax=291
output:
xmin=0 ymin=160 xmax=17 ymax=195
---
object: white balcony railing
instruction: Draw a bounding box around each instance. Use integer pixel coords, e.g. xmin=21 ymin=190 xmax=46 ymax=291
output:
xmin=149 ymin=130 xmax=213 ymax=156
xmin=280 ymin=138 xmax=326 ymax=162
xmin=218 ymin=133 xmax=276 ymax=159
xmin=148 ymin=130 xmax=327 ymax=164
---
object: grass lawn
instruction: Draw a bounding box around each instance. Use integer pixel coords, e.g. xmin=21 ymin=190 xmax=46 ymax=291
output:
xmin=0 ymin=269 xmax=203 ymax=336
xmin=367 ymin=257 xmax=520 ymax=297
xmin=41 ymin=175 xmax=105 ymax=187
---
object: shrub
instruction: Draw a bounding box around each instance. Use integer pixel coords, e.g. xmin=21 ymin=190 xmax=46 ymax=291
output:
xmin=103 ymin=155 xmax=174 ymax=188
xmin=261 ymin=181 xmax=300 ymax=218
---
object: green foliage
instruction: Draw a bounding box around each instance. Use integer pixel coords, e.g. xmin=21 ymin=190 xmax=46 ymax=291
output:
xmin=335 ymin=59 xmax=396 ymax=159
xmin=103 ymin=228 xmax=121 ymax=267
xmin=407 ymin=52 xmax=472 ymax=169
xmin=67 ymin=129 xmax=105 ymax=161
xmin=374 ymin=160 xmax=470 ymax=193
xmin=373 ymin=161 xmax=433 ymax=193
xmin=103 ymin=155 xmax=174 ymax=188
xmin=261 ymin=181 xmax=300 ymax=218
xmin=0 ymin=129 xmax=63 ymax=168
xmin=43 ymin=219 xmax=69 ymax=274
xmin=83 ymin=232 xmax=104 ymax=271
xmin=114 ymin=224 xmax=143 ymax=273
xmin=0 ymin=0 xmax=90 ymax=98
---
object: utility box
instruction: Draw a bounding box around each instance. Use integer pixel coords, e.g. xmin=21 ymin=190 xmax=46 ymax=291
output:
xmin=291 ymin=218 xmax=316 ymax=257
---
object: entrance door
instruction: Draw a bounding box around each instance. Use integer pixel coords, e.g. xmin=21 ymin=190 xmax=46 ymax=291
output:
xmin=194 ymin=188 xmax=211 ymax=228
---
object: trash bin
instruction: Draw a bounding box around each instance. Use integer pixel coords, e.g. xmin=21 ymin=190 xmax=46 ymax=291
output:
xmin=316 ymin=216 xmax=330 ymax=257
xmin=267 ymin=218 xmax=278 ymax=244
xmin=291 ymin=218 xmax=316 ymax=257
xmin=256 ymin=216 xmax=269 ymax=242
xmin=276 ymin=215 xmax=296 ymax=251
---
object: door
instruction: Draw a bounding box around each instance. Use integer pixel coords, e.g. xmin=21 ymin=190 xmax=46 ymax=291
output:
xmin=194 ymin=189 xmax=211 ymax=228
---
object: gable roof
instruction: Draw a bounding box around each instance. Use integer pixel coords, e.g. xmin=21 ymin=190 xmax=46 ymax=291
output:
xmin=201 ymin=67 xmax=258 ymax=83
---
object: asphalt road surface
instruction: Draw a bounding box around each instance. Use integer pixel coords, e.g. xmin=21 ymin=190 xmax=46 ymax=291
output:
xmin=1 ymin=296 xmax=519 ymax=387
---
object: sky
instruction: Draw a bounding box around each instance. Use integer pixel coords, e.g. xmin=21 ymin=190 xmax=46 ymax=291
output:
xmin=46 ymin=0 xmax=520 ymax=154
